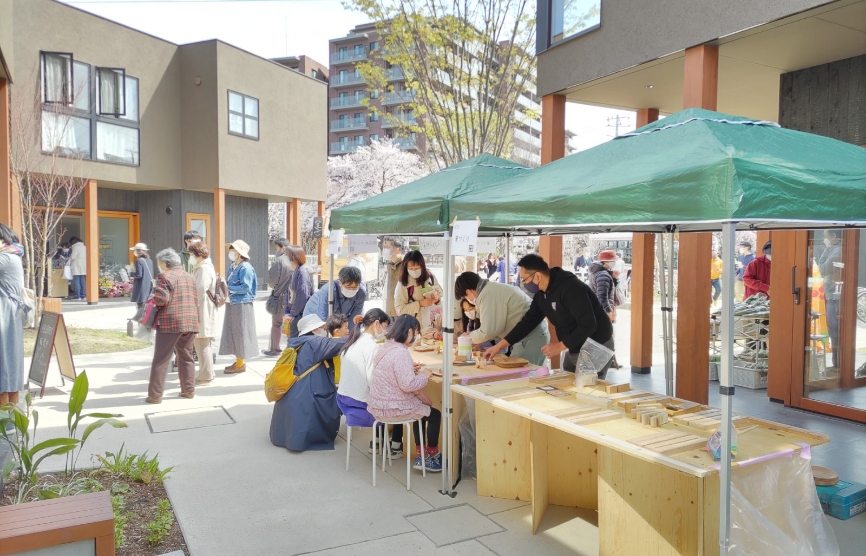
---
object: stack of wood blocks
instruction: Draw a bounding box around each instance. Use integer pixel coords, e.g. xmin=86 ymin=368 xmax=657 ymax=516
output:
xmin=630 ymin=404 xmax=669 ymax=427
xmin=671 ymin=408 xmax=748 ymax=431
xmin=627 ymin=431 xmax=708 ymax=455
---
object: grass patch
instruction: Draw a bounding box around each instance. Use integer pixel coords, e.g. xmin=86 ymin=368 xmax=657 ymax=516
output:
xmin=24 ymin=327 xmax=149 ymax=357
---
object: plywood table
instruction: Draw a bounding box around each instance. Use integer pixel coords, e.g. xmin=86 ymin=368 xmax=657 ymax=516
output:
xmin=451 ymin=376 xmax=829 ymax=556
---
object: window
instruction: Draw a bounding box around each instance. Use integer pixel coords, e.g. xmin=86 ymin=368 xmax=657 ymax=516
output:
xmin=41 ymin=113 xmax=91 ymax=157
xmin=370 ymin=134 xmax=379 ymax=142
xmin=96 ymin=122 xmax=139 ymax=165
xmin=339 ymin=91 xmax=348 ymax=99
xmin=119 ymin=76 xmax=139 ymax=122
xmin=186 ymin=213 xmax=211 ymax=245
xmin=354 ymin=90 xmax=364 ymax=100
xmin=97 ymin=67 xmax=126 ymax=116
xmin=354 ymin=45 xmax=365 ymax=56
xmin=228 ymin=90 xmax=259 ymax=140
xmin=354 ymin=135 xmax=365 ymax=145
xmin=370 ymin=89 xmax=379 ymax=99
xmin=311 ymin=69 xmax=318 ymax=79
xmin=73 ymin=62 xmax=91 ymax=111
xmin=41 ymin=51 xmax=74 ymax=105
xmin=370 ymin=41 xmax=379 ymax=51
xmin=550 ymin=0 xmax=601 ymax=45
xmin=370 ymin=112 xmax=379 ymax=122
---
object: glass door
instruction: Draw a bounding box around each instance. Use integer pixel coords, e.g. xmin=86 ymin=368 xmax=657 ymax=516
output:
xmin=802 ymin=229 xmax=866 ymax=418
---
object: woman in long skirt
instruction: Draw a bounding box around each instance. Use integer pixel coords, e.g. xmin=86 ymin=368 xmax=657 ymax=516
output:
xmin=220 ymin=240 xmax=259 ymax=374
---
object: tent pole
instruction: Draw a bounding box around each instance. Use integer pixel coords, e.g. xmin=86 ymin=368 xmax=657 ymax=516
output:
xmin=504 ymin=234 xmax=511 ymax=285
xmin=656 ymin=233 xmax=672 ymax=396
xmin=718 ymin=222 xmax=736 ymax=552
xmin=328 ymin=254 xmax=335 ymax=316
xmin=666 ymin=232 xmax=675 ymax=396
xmin=441 ymin=229 xmax=456 ymax=497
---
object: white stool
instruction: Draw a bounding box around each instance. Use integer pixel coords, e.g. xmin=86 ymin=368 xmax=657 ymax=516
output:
xmin=344 ymin=423 xmax=373 ymax=471
xmin=372 ymin=418 xmax=425 ymax=490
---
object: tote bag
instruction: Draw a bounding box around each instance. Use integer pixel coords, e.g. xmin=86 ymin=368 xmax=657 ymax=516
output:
xmin=139 ymin=298 xmax=159 ymax=329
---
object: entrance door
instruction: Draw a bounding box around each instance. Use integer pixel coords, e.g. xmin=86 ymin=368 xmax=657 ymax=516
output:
xmin=796 ymin=229 xmax=866 ymax=421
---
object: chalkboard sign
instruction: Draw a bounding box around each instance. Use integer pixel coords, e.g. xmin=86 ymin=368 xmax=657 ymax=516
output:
xmin=28 ymin=312 xmax=77 ymax=398
xmin=312 ymin=217 xmax=324 ymax=239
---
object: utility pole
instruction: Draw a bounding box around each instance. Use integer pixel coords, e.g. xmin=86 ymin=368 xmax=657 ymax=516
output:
xmin=607 ymin=114 xmax=631 ymax=137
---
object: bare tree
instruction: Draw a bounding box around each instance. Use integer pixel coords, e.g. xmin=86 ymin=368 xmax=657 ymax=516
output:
xmin=347 ymin=0 xmax=537 ymax=168
xmin=9 ymin=64 xmax=87 ymax=321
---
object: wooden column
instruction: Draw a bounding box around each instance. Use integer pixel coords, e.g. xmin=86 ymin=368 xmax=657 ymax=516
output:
xmin=676 ymin=45 xmax=718 ymax=404
xmin=540 ymin=94 xmax=567 ymax=367
xmin=630 ymin=109 xmax=660 ymax=374
xmin=316 ymin=201 xmax=324 ymax=263
xmin=756 ymin=231 xmax=770 ymax=252
xmin=0 ymin=78 xmax=20 ymax=235
xmin=83 ymin=180 xmax=99 ymax=304
xmin=213 ymin=188 xmax=226 ymax=277
xmin=286 ymin=199 xmax=301 ymax=246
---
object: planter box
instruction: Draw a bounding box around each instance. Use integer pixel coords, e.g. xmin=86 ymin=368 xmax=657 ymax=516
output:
xmin=733 ymin=365 xmax=768 ymax=389
xmin=41 ymin=297 xmax=63 ymax=313
xmin=709 ymin=362 xmax=719 ymax=381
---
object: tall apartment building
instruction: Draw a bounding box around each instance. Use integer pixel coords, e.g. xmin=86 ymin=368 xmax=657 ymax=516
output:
xmin=327 ymin=22 xmax=575 ymax=163
xmin=272 ymin=55 xmax=329 ymax=83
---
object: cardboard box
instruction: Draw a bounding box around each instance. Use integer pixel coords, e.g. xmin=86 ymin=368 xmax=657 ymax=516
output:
xmin=816 ymin=480 xmax=866 ymax=520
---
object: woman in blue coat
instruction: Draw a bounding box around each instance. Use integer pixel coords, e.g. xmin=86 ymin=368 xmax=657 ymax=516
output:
xmin=269 ymin=314 xmax=346 ymax=452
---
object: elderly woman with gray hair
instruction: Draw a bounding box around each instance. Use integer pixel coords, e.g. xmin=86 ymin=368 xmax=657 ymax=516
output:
xmin=146 ymin=248 xmax=200 ymax=404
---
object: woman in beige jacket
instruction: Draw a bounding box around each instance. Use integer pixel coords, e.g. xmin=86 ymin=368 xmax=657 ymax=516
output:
xmin=189 ymin=243 xmax=218 ymax=384
xmin=394 ymin=250 xmax=443 ymax=331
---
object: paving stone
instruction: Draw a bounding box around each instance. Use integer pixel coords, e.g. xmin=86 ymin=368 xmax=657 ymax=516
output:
xmin=406 ymin=504 xmax=503 ymax=547
xmin=146 ymin=406 xmax=234 ymax=433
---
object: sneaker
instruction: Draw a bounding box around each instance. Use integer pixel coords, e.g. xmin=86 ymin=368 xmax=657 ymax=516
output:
xmin=424 ymin=452 xmax=442 ymax=472
xmin=412 ymin=455 xmax=424 ymax=470
xmin=368 ymin=440 xmax=380 ymax=454
xmin=387 ymin=442 xmax=403 ymax=461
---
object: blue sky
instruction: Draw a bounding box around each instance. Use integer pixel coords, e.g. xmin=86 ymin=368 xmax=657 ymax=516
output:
xmin=62 ymin=0 xmax=635 ymax=151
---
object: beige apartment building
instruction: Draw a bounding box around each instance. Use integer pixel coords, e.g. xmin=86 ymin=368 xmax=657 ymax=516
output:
xmin=0 ymin=0 xmax=327 ymax=303
xmin=327 ymin=22 xmax=575 ymax=164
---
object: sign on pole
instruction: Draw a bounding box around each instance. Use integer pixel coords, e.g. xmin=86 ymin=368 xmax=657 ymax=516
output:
xmin=451 ymin=220 xmax=479 ymax=256
xmin=327 ymin=229 xmax=344 ymax=256
xmin=347 ymin=235 xmax=379 ymax=255
xmin=419 ymin=237 xmax=446 ymax=255
xmin=28 ymin=312 xmax=77 ymax=398
xmin=476 ymin=237 xmax=497 ymax=253
xmin=312 ymin=217 xmax=324 ymax=239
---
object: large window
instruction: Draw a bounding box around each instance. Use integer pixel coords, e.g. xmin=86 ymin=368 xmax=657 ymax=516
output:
xmin=550 ymin=0 xmax=601 ymax=45
xmin=40 ymin=53 xmax=140 ymax=166
xmin=228 ymin=90 xmax=259 ymax=140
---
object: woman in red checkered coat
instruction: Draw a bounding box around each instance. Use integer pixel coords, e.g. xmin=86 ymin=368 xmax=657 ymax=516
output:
xmin=146 ymin=248 xmax=200 ymax=404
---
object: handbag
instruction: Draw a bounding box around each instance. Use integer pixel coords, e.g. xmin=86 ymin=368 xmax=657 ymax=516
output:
xmin=139 ymin=298 xmax=159 ymax=329
xmin=265 ymin=290 xmax=281 ymax=315
xmin=63 ymin=263 xmax=73 ymax=281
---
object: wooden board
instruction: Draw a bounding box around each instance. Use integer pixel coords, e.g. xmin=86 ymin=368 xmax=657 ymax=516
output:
xmin=621 ymin=396 xmax=671 ymax=413
xmin=567 ymin=410 xmax=622 ymax=426
xmin=475 ymin=399 xmax=531 ymax=501
xmin=529 ymin=421 xmax=548 ymax=534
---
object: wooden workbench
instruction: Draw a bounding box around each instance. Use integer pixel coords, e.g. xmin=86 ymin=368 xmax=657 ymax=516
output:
xmin=451 ymin=376 xmax=829 ymax=556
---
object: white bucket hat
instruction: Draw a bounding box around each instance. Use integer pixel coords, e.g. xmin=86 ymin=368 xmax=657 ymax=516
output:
xmin=129 ymin=243 xmax=149 ymax=251
xmin=297 ymin=314 xmax=326 ymax=336
xmin=226 ymin=239 xmax=251 ymax=259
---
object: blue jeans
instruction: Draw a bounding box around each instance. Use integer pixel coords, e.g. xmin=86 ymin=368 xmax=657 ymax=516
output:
xmin=73 ymin=275 xmax=86 ymax=299
xmin=711 ymin=278 xmax=721 ymax=301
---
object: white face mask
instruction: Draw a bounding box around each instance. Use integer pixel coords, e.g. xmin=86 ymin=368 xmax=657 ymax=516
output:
xmin=408 ymin=268 xmax=422 ymax=279
xmin=382 ymin=248 xmax=391 ymax=259
xmin=372 ymin=323 xmax=386 ymax=341
xmin=765 ymin=254 xmax=772 ymax=261
xmin=189 ymin=256 xmax=198 ymax=265
xmin=341 ymin=286 xmax=359 ymax=298
xmin=465 ymin=310 xmax=476 ymax=320
xmin=228 ymin=251 xmax=238 ymax=262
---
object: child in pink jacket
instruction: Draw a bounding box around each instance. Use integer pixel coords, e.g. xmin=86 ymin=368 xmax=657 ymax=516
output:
xmin=368 ymin=315 xmax=442 ymax=472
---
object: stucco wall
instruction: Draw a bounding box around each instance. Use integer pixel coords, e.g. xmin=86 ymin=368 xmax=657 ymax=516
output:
xmin=179 ymin=41 xmax=220 ymax=193
xmin=537 ymin=0 xmax=838 ymax=96
xmin=0 ymin=0 xmax=13 ymax=79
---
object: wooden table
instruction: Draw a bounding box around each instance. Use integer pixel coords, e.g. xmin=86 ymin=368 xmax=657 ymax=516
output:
xmin=451 ymin=375 xmax=829 ymax=556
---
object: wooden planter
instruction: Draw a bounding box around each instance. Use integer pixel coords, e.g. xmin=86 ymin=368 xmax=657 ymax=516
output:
xmin=41 ymin=297 xmax=63 ymax=313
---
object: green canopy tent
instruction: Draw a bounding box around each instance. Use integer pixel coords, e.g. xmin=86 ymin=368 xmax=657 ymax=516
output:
xmin=448 ymin=108 xmax=866 ymax=551
xmin=330 ymin=153 xmax=531 ymax=497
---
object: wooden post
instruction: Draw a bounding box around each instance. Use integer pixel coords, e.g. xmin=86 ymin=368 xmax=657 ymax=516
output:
xmin=317 ymin=201 xmax=324 ymax=263
xmin=286 ymin=199 xmax=301 ymax=246
xmin=83 ymin=180 xmax=99 ymax=304
xmin=676 ymin=45 xmax=718 ymax=404
xmin=540 ymin=94 xmax=567 ymax=368
xmin=214 ymin=188 xmax=226 ymax=277
xmin=630 ymin=109 xmax=660 ymax=374
xmin=0 ymin=77 xmax=20 ymax=236
xmin=756 ymin=231 xmax=770 ymax=252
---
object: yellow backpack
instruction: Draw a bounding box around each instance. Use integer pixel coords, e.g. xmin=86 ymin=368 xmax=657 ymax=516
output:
xmin=265 ymin=344 xmax=322 ymax=402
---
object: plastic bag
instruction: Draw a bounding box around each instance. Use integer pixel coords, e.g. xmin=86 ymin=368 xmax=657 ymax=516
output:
xmin=575 ymin=338 xmax=614 ymax=387
xmin=706 ymin=426 xmax=738 ymax=460
xmin=728 ymin=445 xmax=839 ymax=556
xmin=458 ymin=398 xmax=477 ymax=480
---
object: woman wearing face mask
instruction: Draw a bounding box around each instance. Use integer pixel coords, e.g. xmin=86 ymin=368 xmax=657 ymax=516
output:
xmin=303 ymin=265 xmax=367 ymax=332
xmin=368 ymin=315 xmax=441 ymax=472
xmin=220 ymin=240 xmax=259 ymax=374
xmin=270 ymin=314 xmax=347 ymax=452
xmin=128 ymin=243 xmax=154 ymax=311
xmin=188 ymin=242 xmax=218 ymax=384
xmin=395 ymin=250 xmax=443 ymax=331
xmin=283 ymin=245 xmax=313 ymax=339
xmin=264 ymin=238 xmax=292 ymax=356
xmin=335 ymin=309 xmax=406 ymax=458
xmin=0 ymin=223 xmax=26 ymax=409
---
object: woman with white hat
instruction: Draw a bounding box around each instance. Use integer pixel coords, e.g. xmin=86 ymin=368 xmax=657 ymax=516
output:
xmin=270 ymin=313 xmax=347 ymax=452
xmin=128 ymin=242 xmax=154 ymax=310
xmin=220 ymin=240 xmax=259 ymax=374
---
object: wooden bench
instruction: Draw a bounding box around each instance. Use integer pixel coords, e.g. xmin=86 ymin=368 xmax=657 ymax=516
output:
xmin=0 ymin=491 xmax=114 ymax=555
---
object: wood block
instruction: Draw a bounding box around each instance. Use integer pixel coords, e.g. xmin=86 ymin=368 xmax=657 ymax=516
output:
xmin=616 ymin=383 xmax=631 ymax=393
xmin=548 ymin=406 xmax=599 ymax=418
xmin=567 ymin=411 xmax=622 ymax=426
xmin=606 ymin=391 xmax=652 ymax=401
xmin=605 ymin=383 xmax=629 ymax=394
xmin=529 ymin=371 xmax=573 ymax=384
xmin=670 ymin=404 xmax=705 ymax=417
xmin=687 ymin=418 xmax=720 ymax=431
xmin=656 ymin=437 xmax=709 ymax=455
xmin=622 ymin=396 xmax=671 ymax=413
xmin=650 ymin=415 xmax=660 ymax=427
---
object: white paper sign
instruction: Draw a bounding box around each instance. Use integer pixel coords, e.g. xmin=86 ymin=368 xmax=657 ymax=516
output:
xmin=327 ymin=230 xmax=344 ymax=256
xmin=419 ymin=237 xmax=446 ymax=255
xmin=347 ymin=234 xmax=379 ymax=255
xmin=476 ymin=237 xmax=497 ymax=253
xmin=452 ymin=220 xmax=479 ymax=256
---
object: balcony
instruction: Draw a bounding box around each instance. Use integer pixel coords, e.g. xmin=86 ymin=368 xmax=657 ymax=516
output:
xmin=330 ymin=50 xmax=367 ymax=64
xmin=331 ymin=73 xmax=365 ymax=88
xmin=330 ymin=139 xmax=366 ymax=154
xmin=331 ymin=117 xmax=368 ymax=131
xmin=381 ymin=114 xmax=417 ymax=129
xmin=381 ymin=90 xmax=416 ymax=105
xmin=330 ymin=95 xmax=368 ymax=109
xmin=393 ymin=137 xmax=417 ymax=150
xmin=385 ymin=67 xmax=405 ymax=81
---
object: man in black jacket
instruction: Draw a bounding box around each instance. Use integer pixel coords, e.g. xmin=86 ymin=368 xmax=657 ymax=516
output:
xmin=484 ymin=254 xmax=614 ymax=376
